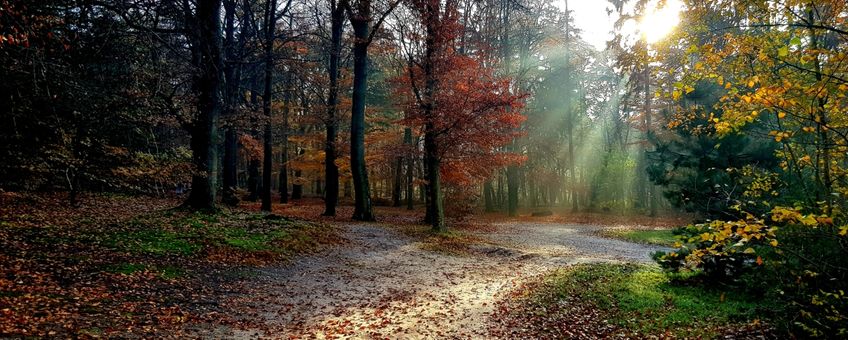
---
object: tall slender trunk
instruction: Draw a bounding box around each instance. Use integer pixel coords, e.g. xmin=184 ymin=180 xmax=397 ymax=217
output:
xmin=808 ymin=7 xmax=832 ymax=214
xmin=292 ymin=149 xmax=304 ymax=199
xmin=278 ymin=74 xmax=290 ymax=203
xmin=260 ymin=0 xmax=278 ymax=212
xmin=247 ymin=85 xmax=261 ymax=201
xmin=500 ymin=0 xmax=518 ymax=217
xmin=323 ymin=0 xmax=344 ymax=216
xmin=644 ymin=67 xmax=656 ymax=216
xmin=349 ymin=16 xmax=374 ymax=221
xmin=392 ymin=155 xmax=402 ymax=207
xmin=567 ymin=118 xmax=577 ymax=212
xmin=222 ymin=0 xmax=240 ymax=206
xmin=186 ymin=0 xmax=224 ymax=210
xmin=404 ymin=127 xmax=414 ymax=210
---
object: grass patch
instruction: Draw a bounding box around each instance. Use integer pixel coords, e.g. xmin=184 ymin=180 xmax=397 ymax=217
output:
xmin=532 ymin=263 xmax=776 ymax=337
xmin=110 ymin=229 xmax=201 ymax=255
xmin=208 ymin=226 xmax=289 ymax=252
xmin=601 ymin=229 xmax=676 ymax=246
xmin=106 ymin=211 xmax=337 ymax=264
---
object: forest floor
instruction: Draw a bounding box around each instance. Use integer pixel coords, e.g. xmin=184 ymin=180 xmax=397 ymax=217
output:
xmin=3 ymin=193 xmax=715 ymax=339
xmin=186 ymin=201 xmax=672 ymax=338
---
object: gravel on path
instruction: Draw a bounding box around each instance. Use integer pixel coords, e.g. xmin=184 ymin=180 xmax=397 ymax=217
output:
xmin=189 ymin=222 xmax=669 ymax=339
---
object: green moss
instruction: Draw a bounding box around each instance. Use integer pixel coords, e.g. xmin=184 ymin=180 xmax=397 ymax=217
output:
xmin=111 ymin=229 xmax=200 ymax=255
xmin=536 ymin=263 xmax=776 ymax=337
xmin=107 ymin=211 xmax=326 ymax=258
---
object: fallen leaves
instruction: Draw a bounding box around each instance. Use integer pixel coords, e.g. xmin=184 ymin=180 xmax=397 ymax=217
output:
xmin=0 ymin=192 xmax=339 ymax=338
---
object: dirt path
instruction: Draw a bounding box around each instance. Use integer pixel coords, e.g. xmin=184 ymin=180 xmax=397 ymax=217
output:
xmin=191 ymin=222 xmax=668 ymax=339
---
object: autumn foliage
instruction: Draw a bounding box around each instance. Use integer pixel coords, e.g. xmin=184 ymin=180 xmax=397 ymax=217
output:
xmin=398 ymin=56 xmax=526 ymax=185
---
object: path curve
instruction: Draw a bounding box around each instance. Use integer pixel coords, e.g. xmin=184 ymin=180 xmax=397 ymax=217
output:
xmin=192 ymin=222 xmax=668 ymax=339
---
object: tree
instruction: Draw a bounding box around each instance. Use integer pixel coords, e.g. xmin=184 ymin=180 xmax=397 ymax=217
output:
xmin=185 ymin=0 xmax=225 ymax=210
xmin=322 ymin=0 xmax=347 ymax=216
xmin=398 ymin=0 xmax=525 ymax=229
xmin=260 ymin=0 xmax=279 ymax=212
xmin=344 ymin=0 xmax=401 ymax=221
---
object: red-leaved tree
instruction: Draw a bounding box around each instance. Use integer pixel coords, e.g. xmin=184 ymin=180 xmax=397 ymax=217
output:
xmin=397 ymin=0 xmax=525 ymax=230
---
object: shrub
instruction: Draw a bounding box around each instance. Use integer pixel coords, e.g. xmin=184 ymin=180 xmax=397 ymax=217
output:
xmin=655 ymin=206 xmax=848 ymax=336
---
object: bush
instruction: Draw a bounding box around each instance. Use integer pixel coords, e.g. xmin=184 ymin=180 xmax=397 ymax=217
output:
xmin=655 ymin=206 xmax=848 ymax=336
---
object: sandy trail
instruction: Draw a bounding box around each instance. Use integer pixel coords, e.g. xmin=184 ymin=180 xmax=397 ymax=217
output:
xmin=193 ymin=222 xmax=667 ymax=339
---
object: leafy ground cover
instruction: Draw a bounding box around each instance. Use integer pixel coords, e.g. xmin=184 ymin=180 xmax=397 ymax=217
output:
xmin=491 ymin=263 xmax=779 ymax=338
xmin=599 ymin=228 xmax=677 ymax=246
xmin=0 ymin=192 xmax=339 ymax=338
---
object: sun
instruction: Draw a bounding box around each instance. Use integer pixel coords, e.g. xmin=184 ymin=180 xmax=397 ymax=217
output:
xmin=639 ymin=0 xmax=683 ymax=44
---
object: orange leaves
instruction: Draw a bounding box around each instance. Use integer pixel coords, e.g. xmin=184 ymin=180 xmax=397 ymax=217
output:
xmin=394 ymin=36 xmax=526 ymax=187
xmin=238 ymin=134 xmax=262 ymax=160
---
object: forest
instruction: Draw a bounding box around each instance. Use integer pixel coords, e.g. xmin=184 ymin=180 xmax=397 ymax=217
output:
xmin=1 ymin=0 xmax=846 ymax=338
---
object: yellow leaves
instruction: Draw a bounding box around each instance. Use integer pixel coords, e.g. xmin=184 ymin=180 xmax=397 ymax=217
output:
xmin=700 ymin=232 xmax=712 ymax=242
xmin=714 ymin=121 xmax=732 ymax=135
xmin=798 ymin=214 xmax=818 ymax=227
xmin=770 ymin=130 xmax=791 ymax=142
xmin=770 ymin=239 xmax=779 ymax=247
xmin=694 ymin=62 xmax=704 ymax=71
xmin=777 ymin=112 xmax=786 ymax=119
xmin=770 ymin=206 xmax=827 ymax=228
xmin=747 ymin=76 xmax=759 ymax=88
xmin=839 ymin=226 xmax=848 ymax=236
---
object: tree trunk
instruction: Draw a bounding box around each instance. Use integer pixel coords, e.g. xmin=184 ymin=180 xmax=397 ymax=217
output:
xmin=644 ymin=67 xmax=656 ymax=217
xmin=808 ymin=7 xmax=832 ymax=215
xmin=404 ymin=127 xmax=414 ymax=210
xmin=484 ymin=180 xmax=495 ymax=212
xmin=322 ymin=0 xmax=344 ymax=216
xmin=392 ymin=154 xmax=402 ymax=207
xmin=186 ymin=0 xmax=224 ymax=210
xmin=567 ymin=119 xmax=578 ymax=212
xmin=424 ymin=128 xmax=444 ymax=231
xmin=260 ymin=0 xmax=277 ymax=212
xmin=420 ymin=1 xmax=444 ymax=231
xmin=292 ymin=148 xmax=304 ymax=199
xmin=349 ymin=17 xmax=374 ymax=221
xmin=279 ymin=74 xmax=290 ymax=203
xmin=246 ymin=81 xmax=261 ymax=201
xmin=221 ymin=0 xmax=240 ymax=206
